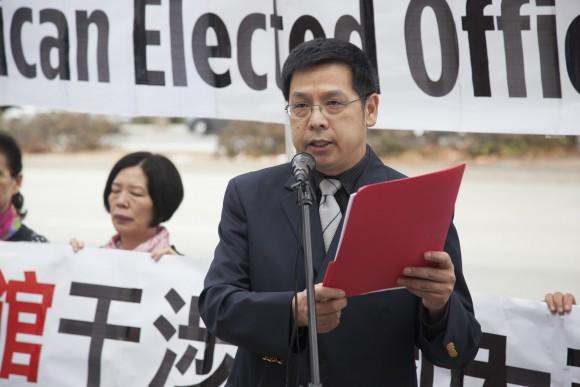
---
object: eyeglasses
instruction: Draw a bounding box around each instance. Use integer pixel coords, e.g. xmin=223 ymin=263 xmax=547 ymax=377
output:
xmin=285 ymin=98 xmax=362 ymax=119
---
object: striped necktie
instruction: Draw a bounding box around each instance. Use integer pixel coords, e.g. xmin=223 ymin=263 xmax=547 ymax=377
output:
xmin=319 ymin=179 xmax=342 ymax=252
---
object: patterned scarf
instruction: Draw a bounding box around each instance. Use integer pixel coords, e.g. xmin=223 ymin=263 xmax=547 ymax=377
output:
xmin=103 ymin=226 xmax=171 ymax=252
xmin=0 ymin=206 xmax=21 ymax=241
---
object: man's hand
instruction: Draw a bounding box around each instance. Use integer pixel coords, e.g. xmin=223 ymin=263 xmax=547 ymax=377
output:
xmin=292 ymin=283 xmax=347 ymax=334
xmin=545 ymin=292 xmax=576 ymax=315
xmin=397 ymin=251 xmax=455 ymax=320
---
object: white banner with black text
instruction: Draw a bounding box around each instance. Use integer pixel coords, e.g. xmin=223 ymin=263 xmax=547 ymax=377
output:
xmin=0 ymin=1 xmax=579 ymax=134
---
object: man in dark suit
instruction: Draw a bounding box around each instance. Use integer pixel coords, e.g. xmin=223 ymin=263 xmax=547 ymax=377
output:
xmin=199 ymin=38 xmax=481 ymax=386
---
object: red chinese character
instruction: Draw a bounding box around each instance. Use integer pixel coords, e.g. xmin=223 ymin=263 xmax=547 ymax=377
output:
xmin=0 ymin=271 xmax=55 ymax=382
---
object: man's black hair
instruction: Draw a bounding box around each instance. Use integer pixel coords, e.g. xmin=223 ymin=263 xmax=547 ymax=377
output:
xmin=281 ymin=38 xmax=379 ymax=101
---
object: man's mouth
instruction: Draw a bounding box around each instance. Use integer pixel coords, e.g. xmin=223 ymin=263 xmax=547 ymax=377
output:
xmin=309 ymin=139 xmax=333 ymax=148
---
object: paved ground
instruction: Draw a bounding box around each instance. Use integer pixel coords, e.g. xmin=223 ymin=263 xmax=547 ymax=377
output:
xmin=17 ymin=127 xmax=580 ymax=302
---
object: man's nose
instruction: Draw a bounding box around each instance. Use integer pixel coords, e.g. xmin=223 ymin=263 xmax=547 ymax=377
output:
xmin=308 ymin=105 xmax=329 ymax=129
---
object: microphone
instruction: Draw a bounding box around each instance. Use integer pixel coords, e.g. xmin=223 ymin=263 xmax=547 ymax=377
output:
xmin=291 ymin=152 xmax=315 ymax=183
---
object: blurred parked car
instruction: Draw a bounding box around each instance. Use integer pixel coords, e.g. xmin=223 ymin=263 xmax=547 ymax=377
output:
xmin=0 ymin=105 xmax=51 ymax=121
xmin=186 ymin=117 xmax=229 ymax=135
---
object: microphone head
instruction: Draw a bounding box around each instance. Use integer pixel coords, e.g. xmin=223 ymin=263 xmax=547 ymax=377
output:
xmin=291 ymin=152 xmax=315 ymax=182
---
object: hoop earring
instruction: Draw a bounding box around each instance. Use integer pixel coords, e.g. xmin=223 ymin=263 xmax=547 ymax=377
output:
xmin=11 ymin=192 xmax=27 ymax=218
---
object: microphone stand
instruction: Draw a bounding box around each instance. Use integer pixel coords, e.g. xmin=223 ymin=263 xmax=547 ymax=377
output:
xmin=292 ymin=179 xmax=322 ymax=387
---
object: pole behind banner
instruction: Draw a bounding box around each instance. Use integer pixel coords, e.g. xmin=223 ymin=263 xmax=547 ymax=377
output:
xmin=284 ymin=119 xmax=295 ymax=161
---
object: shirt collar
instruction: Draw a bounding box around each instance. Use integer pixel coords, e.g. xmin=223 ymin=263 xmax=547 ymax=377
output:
xmin=312 ymin=145 xmax=370 ymax=194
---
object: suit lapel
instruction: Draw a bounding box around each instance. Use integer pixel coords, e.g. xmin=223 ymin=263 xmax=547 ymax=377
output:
xmin=314 ymin=218 xmax=344 ymax=282
xmin=356 ymin=149 xmax=393 ymax=187
xmin=280 ymin=177 xmax=326 ymax=276
xmin=280 ymin=188 xmax=300 ymax=242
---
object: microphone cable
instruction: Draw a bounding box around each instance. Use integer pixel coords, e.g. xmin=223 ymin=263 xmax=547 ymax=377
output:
xmin=285 ymin=192 xmax=305 ymax=387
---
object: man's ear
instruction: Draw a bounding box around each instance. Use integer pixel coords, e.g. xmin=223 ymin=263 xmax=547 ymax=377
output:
xmin=364 ymin=93 xmax=379 ymax=127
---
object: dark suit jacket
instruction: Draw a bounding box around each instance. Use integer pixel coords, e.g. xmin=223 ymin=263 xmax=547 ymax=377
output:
xmin=7 ymin=224 xmax=48 ymax=242
xmin=199 ymin=149 xmax=481 ymax=387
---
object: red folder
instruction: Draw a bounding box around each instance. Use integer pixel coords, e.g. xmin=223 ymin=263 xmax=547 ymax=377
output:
xmin=323 ymin=164 xmax=465 ymax=297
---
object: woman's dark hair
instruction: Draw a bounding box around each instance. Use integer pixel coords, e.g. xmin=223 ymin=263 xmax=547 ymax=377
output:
xmin=281 ymin=38 xmax=380 ymax=101
xmin=103 ymin=151 xmax=184 ymax=227
xmin=0 ymin=131 xmax=27 ymax=217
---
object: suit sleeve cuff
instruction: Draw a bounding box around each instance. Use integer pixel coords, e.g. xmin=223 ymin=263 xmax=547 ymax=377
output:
xmin=420 ymin=301 xmax=450 ymax=340
xmin=288 ymin=301 xmax=308 ymax=353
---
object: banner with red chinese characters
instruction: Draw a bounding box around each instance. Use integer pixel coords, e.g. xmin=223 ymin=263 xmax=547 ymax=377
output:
xmin=0 ymin=242 xmax=579 ymax=386
xmin=0 ymin=242 xmax=236 ymax=387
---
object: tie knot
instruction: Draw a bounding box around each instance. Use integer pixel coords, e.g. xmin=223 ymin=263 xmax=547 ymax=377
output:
xmin=319 ymin=179 xmax=341 ymax=196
